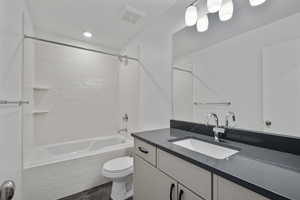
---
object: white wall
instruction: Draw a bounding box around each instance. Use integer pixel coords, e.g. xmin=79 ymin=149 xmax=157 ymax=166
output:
xmin=173 ymin=64 xmax=194 ymax=122
xmin=263 ymin=39 xmax=300 ymax=137
xmin=0 ymin=0 xmax=34 ymax=199
xmin=174 ymin=13 xmax=300 ymax=131
xmin=122 ymin=30 xmax=173 ymax=131
xmin=122 ymin=2 xmax=187 ymax=131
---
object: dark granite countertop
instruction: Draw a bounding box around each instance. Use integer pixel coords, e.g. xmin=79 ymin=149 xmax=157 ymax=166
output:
xmin=132 ymin=128 xmax=300 ymax=200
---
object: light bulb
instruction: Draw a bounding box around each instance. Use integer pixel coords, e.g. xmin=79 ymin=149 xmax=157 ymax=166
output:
xmin=207 ymin=0 xmax=223 ymax=13
xmin=185 ymin=5 xmax=198 ymax=26
xmin=219 ymin=0 xmax=234 ymax=21
xmin=197 ymin=14 xmax=209 ymax=32
xmin=249 ymin=0 xmax=266 ymax=6
xmin=83 ymin=32 xmax=93 ymax=38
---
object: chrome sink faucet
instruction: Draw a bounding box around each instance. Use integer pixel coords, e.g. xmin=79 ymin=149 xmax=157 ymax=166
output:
xmin=207 ymin=113 xmax=224 ymax=142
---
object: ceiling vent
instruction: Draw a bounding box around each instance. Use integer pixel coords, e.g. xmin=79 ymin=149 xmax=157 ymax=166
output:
xmin=121 ymin=5 xmax=145 ymax=25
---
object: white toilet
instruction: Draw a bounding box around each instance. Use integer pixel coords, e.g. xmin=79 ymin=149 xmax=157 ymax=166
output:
xmin=102 ymin=156 xmax=134 ymax=200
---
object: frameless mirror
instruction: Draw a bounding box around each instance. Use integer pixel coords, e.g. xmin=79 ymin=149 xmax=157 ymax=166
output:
xmin=172 ymin=0 xmax=300 ymax=138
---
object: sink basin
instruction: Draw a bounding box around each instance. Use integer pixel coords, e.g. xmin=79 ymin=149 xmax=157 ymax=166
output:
xmin=172 ymin=138 xmax=239 ymax=159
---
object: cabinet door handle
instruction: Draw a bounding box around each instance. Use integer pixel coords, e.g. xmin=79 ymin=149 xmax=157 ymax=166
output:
xmin=169 ymin=183 xmax=175 ymax=200
xmin=265 ymin=120 xmax=272 ymax=127
xmin=179 ymin=189 xmax=184 ymax=200
xmin=138 ymin=147 xmax=149 ymax=154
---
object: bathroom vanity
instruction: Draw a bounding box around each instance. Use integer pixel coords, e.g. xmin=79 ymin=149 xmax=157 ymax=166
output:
xmin=132 ymin=121 xmax=300 ymax=200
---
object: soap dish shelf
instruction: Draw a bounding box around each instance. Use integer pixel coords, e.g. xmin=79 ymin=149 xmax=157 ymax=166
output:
xmin=33 ymin=85 xmax=51 ymax=90
xmin=32 ymin=110 xmax=49 ymax=114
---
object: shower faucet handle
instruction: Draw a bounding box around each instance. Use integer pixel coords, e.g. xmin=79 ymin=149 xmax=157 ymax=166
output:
xmin=122 ymin=113 xmax=128 ymax=122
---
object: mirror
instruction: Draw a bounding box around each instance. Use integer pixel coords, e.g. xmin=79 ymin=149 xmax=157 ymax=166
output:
xmin=172 ymin=0 xmax=300 ymax=137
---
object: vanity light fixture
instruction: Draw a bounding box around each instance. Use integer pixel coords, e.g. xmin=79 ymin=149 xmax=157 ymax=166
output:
xmin=219 ymin=0 xmax=234 ymax=21
xmin=185 ymin=0 xmax=266 ymax=31
xmin=197 ymin=14 xmax=209 ymax=32
xmin=83 ymin=31 xmax=93 ymax=38
xmin=185 ymin=4 xmax=198 ymax=26
xmin=207 ymin=0 xmax=222 ymax=13
xmin=197 ymin=0 xmax=209 ymax=32
xmin=249 ymin=0 xmax=267 ymax=7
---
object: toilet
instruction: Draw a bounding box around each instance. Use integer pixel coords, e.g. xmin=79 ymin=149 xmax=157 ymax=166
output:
xmin=102 ymin=156 xmax=134 ymax=200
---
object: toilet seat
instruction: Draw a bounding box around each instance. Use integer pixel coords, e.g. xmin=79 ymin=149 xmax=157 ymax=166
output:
xmin=102 ymin=157 xmax=133 ymax=178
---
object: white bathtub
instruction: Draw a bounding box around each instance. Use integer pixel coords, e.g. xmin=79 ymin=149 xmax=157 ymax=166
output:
xmin=23 ymin=135 xmax=133 ymax=200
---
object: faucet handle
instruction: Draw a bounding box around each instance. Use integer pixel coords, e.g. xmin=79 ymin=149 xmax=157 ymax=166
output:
xmin=207 ymin=113 xmax=219 ymax=126
xmin=225 ymin=111 xmax=236 ymax=127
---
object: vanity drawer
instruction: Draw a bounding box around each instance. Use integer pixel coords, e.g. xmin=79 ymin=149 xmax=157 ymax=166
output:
xmin=157 ymin=149 xmax=212 ymax=200
xmin=134 ymin=139 xmax=157 ymax=166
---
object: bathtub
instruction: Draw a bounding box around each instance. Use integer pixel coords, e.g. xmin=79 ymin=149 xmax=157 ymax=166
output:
xmin=23 ymin=135 xmax=133 ymax=200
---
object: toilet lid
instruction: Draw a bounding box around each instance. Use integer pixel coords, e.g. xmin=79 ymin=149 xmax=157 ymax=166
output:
xmin=103 ymin=157 xmax=133 ymax=173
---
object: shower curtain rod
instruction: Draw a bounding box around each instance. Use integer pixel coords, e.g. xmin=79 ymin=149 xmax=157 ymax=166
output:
xmin=23 ymin=35 xmax=139 ymax=62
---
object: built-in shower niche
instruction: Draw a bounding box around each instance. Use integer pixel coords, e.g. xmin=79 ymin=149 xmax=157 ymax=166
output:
xmin=32 ymin=84 xmax=51 ymax=114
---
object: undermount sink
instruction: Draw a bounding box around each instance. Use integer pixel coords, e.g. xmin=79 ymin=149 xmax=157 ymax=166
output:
xmin=172 ymin=138 xmax=239 ymax=159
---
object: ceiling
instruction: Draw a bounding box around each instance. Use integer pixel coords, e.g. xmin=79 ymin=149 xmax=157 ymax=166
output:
xmin=173 ymin=0 xmax=300 ymax=59
xmin=26 ymin=0 xmax=177 ymax=52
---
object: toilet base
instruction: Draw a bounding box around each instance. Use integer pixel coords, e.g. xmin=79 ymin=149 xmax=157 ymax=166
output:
xmin=110 ymin=175 xmax=133 ymax=200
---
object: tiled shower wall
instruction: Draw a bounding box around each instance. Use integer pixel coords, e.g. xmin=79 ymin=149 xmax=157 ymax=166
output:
xmin=34 ymin=40 xmax=119 ymax=145
xmin=23 ymin=39 xmax=139 ymax=151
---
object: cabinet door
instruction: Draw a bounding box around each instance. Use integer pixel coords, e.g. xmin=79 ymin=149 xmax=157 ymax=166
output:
xmin=134 ymin=155 xmax=177 ymax=200
xmin=158 ymin=149 xmax=212 ymax=200
xmin=178 ymin=184 xmax=205 ymax=200
xmin=214 ymin=175 xmax=270 ymax=200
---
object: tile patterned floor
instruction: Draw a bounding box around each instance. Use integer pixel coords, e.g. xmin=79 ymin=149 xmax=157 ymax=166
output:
xmin=58 ymin=182 xmax=133 ymax=200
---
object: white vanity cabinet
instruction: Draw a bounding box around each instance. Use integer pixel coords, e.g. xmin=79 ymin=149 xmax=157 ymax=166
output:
xmin=134 ymin=138 xmax=270 ymax=200
xmin=213 ymin=175 xmax=270 ymax=200
xmin=134 ymin=138 xmax=210 ymax=200
xmin=157 ymin=149 xmax=211 ymax=200
xmin=134 ymin=155 xmax=178 ymax=200
xmin=134 ymin=154 xmax=204 ymax=200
